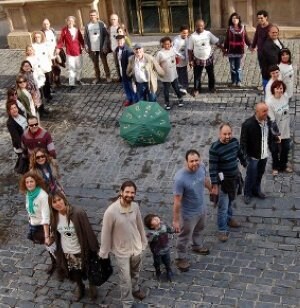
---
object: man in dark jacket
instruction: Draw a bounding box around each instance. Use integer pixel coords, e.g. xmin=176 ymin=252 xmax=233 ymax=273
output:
xmin=115 ymin=35 xmax=138 ymax=106
xmin=261 ymin=25 xmax=284 ymax=89
xmin=240 ymin=103 xmax=280 ymax=204
xmin=84 ymin=9 xmax=110 ymax=83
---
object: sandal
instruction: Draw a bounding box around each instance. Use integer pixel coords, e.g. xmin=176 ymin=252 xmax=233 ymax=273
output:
xmin=272 ymin=170 xmax=278 ymax=176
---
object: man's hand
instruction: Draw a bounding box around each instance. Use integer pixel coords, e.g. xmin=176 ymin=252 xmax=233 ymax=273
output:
xmin=189 ymin=60 xmax=194 ymax=68
xmin=211 ymin=184 xmax=218 ymax=195
xmin=172 ymin=219 xmax=180 ymax=233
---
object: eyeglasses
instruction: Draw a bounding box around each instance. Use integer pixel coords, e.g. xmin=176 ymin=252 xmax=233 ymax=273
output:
xmin=28 ymin=123 xmax=38 ymax=127
xmin=17 ymin=80 xmax=26 ymax=84
xmin=36 ymin=155 xmax=46 ymax=160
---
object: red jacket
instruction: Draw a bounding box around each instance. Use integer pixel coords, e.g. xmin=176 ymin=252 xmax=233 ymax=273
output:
xmin=57 ymin=26 xmax=84 ymax=56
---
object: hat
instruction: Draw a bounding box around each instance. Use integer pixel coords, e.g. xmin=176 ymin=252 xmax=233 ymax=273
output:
xmin=115 ymin=34 xmax=125 ymax=40
xmin=132 ymin=43 xmax=142 ymax=49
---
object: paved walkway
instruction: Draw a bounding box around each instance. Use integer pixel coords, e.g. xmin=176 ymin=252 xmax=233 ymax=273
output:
xmin=0 ymin=39 xmax=300 ymax=308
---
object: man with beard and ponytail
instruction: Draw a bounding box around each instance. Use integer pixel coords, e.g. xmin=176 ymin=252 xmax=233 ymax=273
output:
xmin=209 ymin=123 xmax=247 ymax=242
xmin=99 ymin=180 xmax=147 ymax=308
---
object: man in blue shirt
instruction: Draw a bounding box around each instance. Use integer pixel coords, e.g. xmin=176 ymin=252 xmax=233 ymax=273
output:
xmin=173 ymin=149 xmax=211 ymax=271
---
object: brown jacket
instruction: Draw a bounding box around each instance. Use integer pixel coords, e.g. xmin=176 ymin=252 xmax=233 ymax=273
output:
xmin=126 ymin=53 xmax=164 ymax=93
xmin=52 ymin=205 xmax=99 ymax=277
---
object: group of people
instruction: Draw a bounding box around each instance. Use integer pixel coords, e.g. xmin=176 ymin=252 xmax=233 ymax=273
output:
xmin=3 ymin=7 xmax=295 ymax=308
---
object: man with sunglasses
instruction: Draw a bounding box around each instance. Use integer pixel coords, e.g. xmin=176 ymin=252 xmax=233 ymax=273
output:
xmin=21 ymin=116 xmax=56 ymax=159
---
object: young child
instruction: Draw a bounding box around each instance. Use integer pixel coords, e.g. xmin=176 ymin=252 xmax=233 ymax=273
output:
xmin=264 ymin=65 xmax=281 ymax=102
xmin=144 ymin=214 xmax=174 ymax=281
xmin=173 ymin=25 xmax=189 ymax=94
xmin=278 ymin=48 xmax=294 ymax=99
xmin=156 ymin=36 xmax=184 ymax=110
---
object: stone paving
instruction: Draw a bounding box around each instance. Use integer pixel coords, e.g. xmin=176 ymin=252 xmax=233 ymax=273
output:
xmin=0 ymin=39 xmax=300 ymax=308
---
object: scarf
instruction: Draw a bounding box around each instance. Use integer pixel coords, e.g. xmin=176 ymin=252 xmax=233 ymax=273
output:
xmin=26 ymin=186 xmax=41 ymax=214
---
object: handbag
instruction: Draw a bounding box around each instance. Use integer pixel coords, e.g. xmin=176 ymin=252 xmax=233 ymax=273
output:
xmin=14 ymin=154 xmax=29 ymax=175
xmin=87 ymin=252 xmax=113 ymax=286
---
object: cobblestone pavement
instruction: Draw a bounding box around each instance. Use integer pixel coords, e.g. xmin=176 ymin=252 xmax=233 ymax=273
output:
xmin=0 ymin=39 xmax=300 ymax=308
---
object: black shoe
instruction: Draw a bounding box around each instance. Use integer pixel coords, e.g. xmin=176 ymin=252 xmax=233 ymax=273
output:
xmin=209 ymin=88 xmax=217 ymax=93
xmin=244 ymin=195 xmax=251 ymax=204
xmin=155 ymin=268 xmax=161 ymax=280
xmin=253 ymin=192 xmax=266 ymax=199
xmin=166 ymin=269 xmax=173 ymax=282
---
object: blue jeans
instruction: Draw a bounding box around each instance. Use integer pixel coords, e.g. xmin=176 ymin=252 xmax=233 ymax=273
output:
xmin=122 ymin=77 xmax=138 ymax=103
xmin=229 ymin=57 xmax=242 ymax=84
xmin=244 ymin=157 xmax=267 ymax=197
xmin=136 ymin=82 xmax=156 ymax=102
xmin=217 ymin=189 xmax=233 ymax=232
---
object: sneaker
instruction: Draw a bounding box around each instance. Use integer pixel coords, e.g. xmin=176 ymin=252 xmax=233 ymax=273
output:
xmin=228 ymin=83 xmax=235 ymax=87
xmin=192 ymin=247 xmax=210 ymax=255
xmin=132 ymin=289 xmax=146 ymax=300
xmin=244 ymin=195 xmax=251 ymax=204
xmin=76 ymin=80 xmax=84 ymax=86
xmin=165 ymin=104 xmax=171 ymax=110
xmin=253 ymin=192 xmax=266 ymax=199
xmin=228 ymin=219 xmax=241 ymax=228
xmin=106 ymin=77 xmax=112 ymax=83
xmin=236 ymin=82 xmax=243 ymax=87
xmin=218 ymin=233 xmax=229 ymax=242
xmin=178 ymin=99 xmax=184 ymax=107
xmin=179 ymin=88 xmax=187 ymax=95
xmin=175 ymin=258 xmax=190 ymax=272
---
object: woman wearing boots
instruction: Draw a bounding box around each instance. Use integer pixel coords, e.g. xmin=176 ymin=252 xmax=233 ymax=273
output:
xmin=19 ymin=172 xmax=56 ymax=275
xmin=49 ymin=191 xmax=99 ymax=301
xmin=29 ymin=148 xmax=64 ymax=194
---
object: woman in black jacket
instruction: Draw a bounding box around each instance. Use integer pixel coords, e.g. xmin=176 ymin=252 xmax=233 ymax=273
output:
xmin=6 ymin=100 xmax=29 ymax=174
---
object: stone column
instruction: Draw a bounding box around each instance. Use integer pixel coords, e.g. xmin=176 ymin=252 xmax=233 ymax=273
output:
xmin=210 ymin=0 xmax=222 ymax=29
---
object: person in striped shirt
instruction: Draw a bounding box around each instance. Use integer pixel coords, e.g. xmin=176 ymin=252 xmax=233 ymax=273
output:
xmin=209 ymin=123 xmax=246 ymax=242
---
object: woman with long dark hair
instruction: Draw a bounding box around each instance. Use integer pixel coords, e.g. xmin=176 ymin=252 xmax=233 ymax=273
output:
xmin=6 ymin=100 xmax=28 ymax=174
xmin=224 ymin=12 xmax=251 ymax=87
xmin=49 ymin=191 xmax=99 ymax=301
xmin=29 ymin=147 xmax=64 ymax=194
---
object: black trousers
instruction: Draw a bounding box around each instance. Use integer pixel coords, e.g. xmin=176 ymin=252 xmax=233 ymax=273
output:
xmin=193 ymin=63 xmax=215 ymax=91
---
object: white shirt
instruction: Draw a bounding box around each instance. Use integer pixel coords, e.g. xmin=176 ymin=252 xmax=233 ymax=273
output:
xmin=278 ymin=63 xmax=294 ymax=98
xmin=156 ymin=48 xmax=178 ymax=82
xmin=134 ymin=57 xmax=148 ymax=83
xmin=26 ymin=189 xmax=50 ymax=225
xmin=118 ymin=48 xmax=123 ymax=77
xmin=44 ymin=29 xmax=56 ymax=57
xmin=173 ymin=35 xmax=188 ymax=67
xmin=68 ymin=27 xmax=77 ymax=40
xmin=32 ymin=42 xmax=52 ymax=73
xmin=14 ymin=114 xmax=27 ymax=130
xmin=57 ymin=214 xmax=81 ymax=254
xmin=109 ymin=25 xmax=118 ymax=52
xmin=266 ymin=93 xmax=290 ymax=139
xmin=188 ymin=30 xmax=219 ymax=60
xmin=257 ymin=120 xmax=269 ymax=160
xmin=88 ymin=22 xmax=100 ymax=51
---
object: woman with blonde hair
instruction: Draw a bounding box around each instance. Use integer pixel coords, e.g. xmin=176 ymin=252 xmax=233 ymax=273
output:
xmin=19 ymin=171 xmax=56 ymax=275
xmin=32 ymin=31 xmax=53 ymax=103
xmin=29 ymin=147 xmax=64 ymax=194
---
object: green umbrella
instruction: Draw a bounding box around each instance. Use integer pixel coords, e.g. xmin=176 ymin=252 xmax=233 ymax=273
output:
xmin=119 ymin=101 xmax=171 ymax=146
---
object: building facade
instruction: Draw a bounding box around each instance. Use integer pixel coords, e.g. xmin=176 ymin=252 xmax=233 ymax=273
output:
xmin=0 ymin=0 xmax=299 ymax=48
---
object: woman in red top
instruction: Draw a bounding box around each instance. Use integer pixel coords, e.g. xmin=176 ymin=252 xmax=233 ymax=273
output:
xmin=224 ymin=12 xmax=251 ymax=87
xmin=56 ymin=16 xmax=84 ymax=87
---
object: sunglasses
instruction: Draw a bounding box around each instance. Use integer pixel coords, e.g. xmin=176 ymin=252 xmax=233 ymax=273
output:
xmin=28 ymin=123 xmax=38 ymax=127
xmin=18 ymin=80 xmax=26 ymax=84
xmin=36 ymin=155 xmax=46 ymax=160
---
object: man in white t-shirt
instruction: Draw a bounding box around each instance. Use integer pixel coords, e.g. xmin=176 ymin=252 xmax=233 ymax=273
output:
xmin=84 ymin=9 xmax=110 ymax=83
xmin=188 ymin=19 xmax=222 ymax=96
